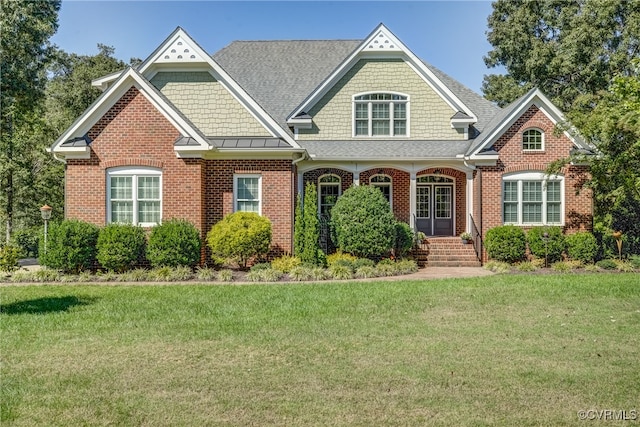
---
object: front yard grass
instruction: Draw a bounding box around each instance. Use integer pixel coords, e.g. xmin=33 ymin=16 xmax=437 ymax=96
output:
xmin=2 ymin=274 xmax=639 ymax=426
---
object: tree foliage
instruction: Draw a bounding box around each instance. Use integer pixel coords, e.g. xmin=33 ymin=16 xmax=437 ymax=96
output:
xmin=483 ymin=0 xmax=640 ymax=110
xmin=301 ymin=183 xmax=321 ymax=265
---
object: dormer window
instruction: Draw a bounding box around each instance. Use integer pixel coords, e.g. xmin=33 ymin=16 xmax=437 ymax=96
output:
xmin=354 ymin=93 xmax=408 ymax=137
xmin=523 ymin=128 xmax=544 ymax=151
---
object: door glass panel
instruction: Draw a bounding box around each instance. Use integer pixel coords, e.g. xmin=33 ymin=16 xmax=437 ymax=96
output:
xmin=435 ymin=187 xmax=451 ymax=219
xmin=416 ymin=187 xmax=430 ymax=218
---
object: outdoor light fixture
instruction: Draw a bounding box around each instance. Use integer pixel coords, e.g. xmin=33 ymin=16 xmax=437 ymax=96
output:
xmin=40 ymin=205 xmax=52 ymax=255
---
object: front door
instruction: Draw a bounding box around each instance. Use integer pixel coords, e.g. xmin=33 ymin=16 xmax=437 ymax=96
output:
xmin=415 ymin=177 xmax=454 ymax=236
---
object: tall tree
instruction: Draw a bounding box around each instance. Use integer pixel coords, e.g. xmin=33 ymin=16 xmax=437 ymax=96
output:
xmin=1 ymin=0 xmax=61 ymax=242
xmin=483 ymin=0 xmax=640 ymax=109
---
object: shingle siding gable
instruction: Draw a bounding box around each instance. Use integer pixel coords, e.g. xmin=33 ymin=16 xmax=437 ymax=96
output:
xmin=150 ymin=71 xmax=271 ymax=137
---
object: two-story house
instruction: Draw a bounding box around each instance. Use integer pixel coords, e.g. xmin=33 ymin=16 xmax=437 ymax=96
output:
xmin=49 ymin=24 xmax=593 ymax=263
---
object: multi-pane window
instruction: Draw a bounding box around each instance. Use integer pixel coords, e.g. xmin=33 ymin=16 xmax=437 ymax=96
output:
xmin=523 ymin=129 xmax=543 ymax=150
xmin=503 ymin=172 xmax=563 ymax=225
xmin=234 ymin=175 xmax=261 ymax=214
xmin=354 ymin=93 xmax=408 ymax=137
xmin=319 ymin=174 xmax=341 ymax=216
xmin=108 ymin=168 xmax=161 ymax=226
xmin=370 ymin=174 xmax=392 ymax=207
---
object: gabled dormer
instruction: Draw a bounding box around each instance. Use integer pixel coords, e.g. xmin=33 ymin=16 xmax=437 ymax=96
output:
xmin=287 ymin=24 xmax=477 ymax=141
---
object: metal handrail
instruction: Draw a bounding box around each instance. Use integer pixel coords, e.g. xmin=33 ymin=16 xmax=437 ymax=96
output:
xmin=469 ymin=214 xmax=483 ymax=264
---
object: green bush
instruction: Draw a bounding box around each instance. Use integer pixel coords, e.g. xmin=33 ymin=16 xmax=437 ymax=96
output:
xmin=485 ymin=225 xmax=526 ymax=263
xmin=630 ymin=255 xmax=640 ymax=269
xmin=330 ymin=185 xmax=396 ymax=258
xmin=206 ymin=212 xmax=272 ymax=268
xmin=327 ymin=251 xmax=357 ymax=267
xmin=527 ymin=226 xmax=565 ymax=263
xmin=301 ymin=183 xmax=321 ymax=265
xmin=96 ymin=224 xmax=146 ymax=272
xmin=271 ymin=255 xmax=301 ymax=273
xmin=352 ymin=257 xmax=375 ymax=269
xmin=596 ymin=259 xmax=617 ymax=270
xmin=329 ymin=264 xmax=353 ymax=280
xmin=394 ymin=222 xmax=414 ymax=258
xmin=39 ymin=219 xmax=99 ymax=273
xmin=566 ymin=231 xmax=598 ymax=263
xmin=147 ymin=219 xmax=201 ymax=268
xmin=0 ymin=245 xmax=21 ymax=273
xmin=11 ymin=226 xmax=41 ymax=258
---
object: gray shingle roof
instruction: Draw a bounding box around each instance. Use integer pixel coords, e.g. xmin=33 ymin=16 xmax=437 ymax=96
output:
xmin=299 ymin=140 xmax=472 ymax=160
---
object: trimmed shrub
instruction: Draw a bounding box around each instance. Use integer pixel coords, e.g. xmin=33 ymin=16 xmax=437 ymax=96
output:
xmin=39 ymin=219 xmax=99 ymax=273
xmin=11 ymin=226 xmax=41 ymax=258
xmin=352 ymin=257 xmax=375 ymax=269
xmin=566 ymin=231 xmax=598 ymax=263
xmin=97 ymin=224 xmax=146 ymax=272
xmin=147 ymin=219 xmax=201 ymax=268
xmin=293 ymin=193 xmax=304 ymax=258
xmin=271 ymin=255 xmax=301 ymax=273
xmin=630 ymin=255 xmax=640 ymax=269
xmin=0 ymin=245 xmax=21 ymax=273
xmin=485 ymin=225 xmax=526 ymax=263
xmin=394 ymin=222 xmax=414 ymax=259
xmin=207 ymin=212 xmax=272 ymax=268
xmin=527 ymin=226 xmax=565 ymax=263
xmin=301 ymin=183 xmax=321 ymax=265
xmin=327 ymin=251 xmax=357 ymax=267
xmin=330 ymin=185 xmax=396 ymax=258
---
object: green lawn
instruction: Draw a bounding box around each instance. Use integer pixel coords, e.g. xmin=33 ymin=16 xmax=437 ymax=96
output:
xmin=1 ymin=274 xmax=639 ymax=426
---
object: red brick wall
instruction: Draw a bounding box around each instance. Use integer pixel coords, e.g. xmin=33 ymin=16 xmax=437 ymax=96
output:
xmin=66 ymin=86 xmax=204 ymax=232
xmin=303 ymin=168 xmax=354 ymax=192
xmin=359 ymin=168 xmax=411 ymax=223
xmin=476 ymin=105 xmax=593 ymax=259
xmin=203 ymin=159 xmax=294 ymax=257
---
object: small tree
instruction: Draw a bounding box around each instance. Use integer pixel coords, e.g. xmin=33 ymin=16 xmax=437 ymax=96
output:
xmin=293 ymin=193 xmax=304 ymax=257
xmin=485 ymin=225 xmax=526 ymax=263
xmin=207 ymin=212 xmax=272 ymax=268
xmin=301 ymin=182 xmax=321 ymax=265
xmin=330 ymin=185 xmax=396 ymax=258
xmin=39 ymin=219 xmax=99 ymax=273
xmin=96 ymin=223 xmax=146 ymax=272
xmin=147 ymin=219 xmax=201 ymax=267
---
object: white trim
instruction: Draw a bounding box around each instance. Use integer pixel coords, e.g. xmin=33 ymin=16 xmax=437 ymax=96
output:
xmin=106 ymin=167 xmax=162 ymax=227
xmin=502 ymin=171 xmax=564 ymax=226
xmin=233 ymin=174 xmax=262 ymax=215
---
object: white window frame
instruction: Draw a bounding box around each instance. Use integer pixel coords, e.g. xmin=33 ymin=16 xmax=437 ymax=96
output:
xmin=522 ymin=128 xmax=544 ymax=152
xmin=107 ymin=167 xmax=162 ymax=227
xmin=352 ymin=92 xmax=410 ymax=138
xmin=318 ymin=174 xmax=341 ymax=216
xmin=370 ymin=174 xmax=393 ymax=210
xmin=502 ymin=172 xmax=564 ymax=226
xmin=233 ymin=174 xmax=262 ymax=215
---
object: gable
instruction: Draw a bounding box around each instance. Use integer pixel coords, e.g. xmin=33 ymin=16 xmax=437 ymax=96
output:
xmin=297 ymin=58 xmax=461 ymax=141
xmin=150 ymin=71 xmax=272 ymax=137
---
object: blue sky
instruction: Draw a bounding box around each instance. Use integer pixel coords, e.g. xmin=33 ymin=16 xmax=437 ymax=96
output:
xmin=51 ymin=1 xmax=502 ymax=93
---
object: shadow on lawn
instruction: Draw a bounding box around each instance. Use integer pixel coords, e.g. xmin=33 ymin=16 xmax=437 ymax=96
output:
xmin=0 ymin=296 xmax=96 ymax=315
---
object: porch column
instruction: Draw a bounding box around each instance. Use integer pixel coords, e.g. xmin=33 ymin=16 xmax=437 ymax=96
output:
xmin=297 ymin=171 xmax=304 ymax=199
xmin=409 ymin=171 xmax=417 ymax=229
xmin=353 ymin=171 xmax=360 ymax=186
xmin=466 ymin=171 xmax=473 ymax=233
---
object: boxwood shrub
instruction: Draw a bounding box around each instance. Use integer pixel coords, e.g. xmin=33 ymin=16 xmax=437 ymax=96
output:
xmin=526 ymin=226 xmax=565 ymax=263
xmin=566 ymin=231 xmax=598 ymax=263
xmin=147 ymin=219 xmax=201 ymax=267
xmin=394 ymin=221 xmax=414 ymax=258
xmin=207 ymin=212 xmax=272 ymax=268
xmin=39 ymin=219 xmax=99 ymax=273
xmin=330 ymin=185 xmax=396 ymax=258
xmin=97 ymin=223 xmax=146 ymax=272
xmin=485 ymin=225 xmax=526 ymax=263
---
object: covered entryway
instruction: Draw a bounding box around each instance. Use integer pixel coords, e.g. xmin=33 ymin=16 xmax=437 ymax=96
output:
xmin=415 ymin=175 xmax=454 ymax=236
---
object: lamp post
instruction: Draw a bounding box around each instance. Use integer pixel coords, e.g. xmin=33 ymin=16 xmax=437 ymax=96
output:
xmin=40 ymin=205 xmax=52 ymax=256
xmin=542 ymin=231 xmax=549 ymax=268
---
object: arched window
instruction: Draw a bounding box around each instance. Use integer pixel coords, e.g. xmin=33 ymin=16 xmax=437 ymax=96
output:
xmin=354 ymin=93 xmax=408 ymax=137
xmin=107 ymin=167 xmax=162 ymax=226
xmin=503 ymin=172 xmax=563 ymax=225
xmin=522 ymin=128 xmax=544 ymax=151
xmin=370 ymin=174 xmax=392 ymax=208
xmin=318 ymin=174 xmax=341 ymax=216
